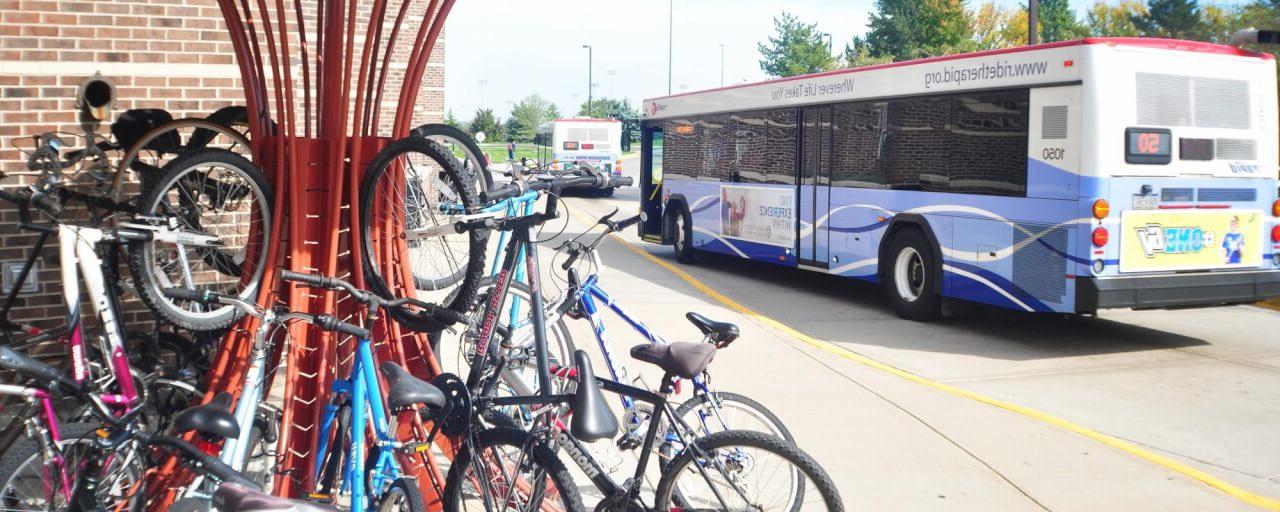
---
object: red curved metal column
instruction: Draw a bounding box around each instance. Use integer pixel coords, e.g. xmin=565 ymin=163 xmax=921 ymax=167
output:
xmin=147 ymin=1 xmax=454 ymax=509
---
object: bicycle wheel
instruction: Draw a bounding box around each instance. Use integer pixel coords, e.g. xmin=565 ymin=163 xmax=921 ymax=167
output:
xmin=377 ymin=477 xmax=426 ymax=512
xmin=673 ymin=391 xmax=795 ymax=446
xmin=114 ymin=118 xmax=252 ymax=199
xmin=128 ymin=148 xmax=273 ymax=332
xmin=411 ymin=123 xmax=493 ymax=193
xmin=655 ymin=430 xmax=842 ymax=512
xmin=0 ymin=423 xmax=146 ymax=511
xmin=442 ymin=427 xmax=582 ymax=512
xmin=360 ymin=136 xmax=485 ymax=332
xmin=448 ymin=278 xmax=574 ymax=389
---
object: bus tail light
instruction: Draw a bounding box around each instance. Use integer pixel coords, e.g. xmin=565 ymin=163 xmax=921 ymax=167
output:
xmin=1092 ymin=199 xmax=1110 ymax=219
xmin=1271 ymin=225 xmax=1280 ymax=243
xmin=1092 ymin=227 xmax=1109 ymax=247
xmin=1272 ymin=199 xmax=1280 ymax=217
xmin=582 ymin=143 xmax=595 ymax=150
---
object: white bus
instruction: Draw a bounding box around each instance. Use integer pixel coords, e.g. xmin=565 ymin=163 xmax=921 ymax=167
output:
xmin=638 ymin=37 xmax=1280 ymax=319
xmin=535 ymin=118 xmax=624 ymax=176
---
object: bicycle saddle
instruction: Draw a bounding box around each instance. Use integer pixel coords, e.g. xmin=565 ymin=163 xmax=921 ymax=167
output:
xmin=172 ymin=392 xmax=241 ymax=440
xmin=629 ymin=342 xmax=717 ymax=380
xmin=379 ymin=362 xmax=446 ymax=411
xmin=213 ymin=482 xmax=336 ymax=512
xmin=570 ymin=350 xmax=619 ymax=442
xmin=685 ymin=312 xmax=740 ymax=347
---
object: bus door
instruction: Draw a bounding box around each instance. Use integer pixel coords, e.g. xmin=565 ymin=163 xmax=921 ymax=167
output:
xmin=639 ymin=123 xmax=664 ymax=242
xmin=798 ymin=106 xmax=832 ymax=268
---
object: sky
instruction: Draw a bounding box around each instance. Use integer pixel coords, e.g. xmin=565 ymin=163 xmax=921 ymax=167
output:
xmin=442 ymin=0 xmax=1243 ymax=123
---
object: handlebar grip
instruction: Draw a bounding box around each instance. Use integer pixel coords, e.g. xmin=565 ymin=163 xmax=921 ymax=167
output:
xmin=0 ymin=346 xmax=83 ymax=397
xmin=480 ymin=183 xmax=525 ymax=204
xmin=561 ymin=252 xmax=579 ymax=271
xmin=315 ymin=314 xmax=372 ymax=339
xmin=150 ymin=435 xmax=263 ymax=491
xmin=615 ymin=214 xmax=642 ymax=230
xmin=281 ymin=270 xmax=337 ymax=289
xmin=162 ymin=288 xmax=217 ymax=304
xmin=610 ymin=176 xmax=633 ymax=188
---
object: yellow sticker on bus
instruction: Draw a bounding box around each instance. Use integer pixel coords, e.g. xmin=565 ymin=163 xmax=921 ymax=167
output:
xmin=1120 ymin=210 xmax=1263 ymax=273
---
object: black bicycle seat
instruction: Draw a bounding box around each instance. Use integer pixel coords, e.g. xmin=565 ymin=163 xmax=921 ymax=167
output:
xmin=173 ymin=392 xmax=241 ymax=440
xmin=379 ymin=362 xmax=446 ymax=411
xmin=685 ymin=312 xmax=740 ymax=347
xmin=213 ymin=482 xmax=336 ymax=512
xmin=570 ymin=350 xmax=618 ymax=442
xmin=630 ymin=342 xmax=717 ymax=380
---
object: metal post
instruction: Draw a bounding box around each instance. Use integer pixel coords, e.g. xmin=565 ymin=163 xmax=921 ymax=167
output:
xmin=667 ymin=0 xmax=673 ymax=95
xmin=718 ymin=43 xmax=725 ymax=87
xmin=1028 ymin=0 xmax=1039 ymax=45
xmin=478 ymin=79 xmax=487 ymax=107
xmin=582 ymin=44 xmax=593 ymax=117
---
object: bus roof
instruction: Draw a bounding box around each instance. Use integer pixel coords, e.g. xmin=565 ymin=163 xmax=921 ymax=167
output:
xmin=642 ymin=37 xmax=1274 ymax=120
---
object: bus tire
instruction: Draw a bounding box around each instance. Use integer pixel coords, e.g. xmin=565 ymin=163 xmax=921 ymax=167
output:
xmin=672 ymin=205 xmax=696 ymax=264
xmin=885 ymin=228 xmax=942 ymax=321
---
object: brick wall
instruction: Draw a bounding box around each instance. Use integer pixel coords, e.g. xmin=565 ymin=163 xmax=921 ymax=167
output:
xmin=0 ymin=0 xmax=444 ymax=330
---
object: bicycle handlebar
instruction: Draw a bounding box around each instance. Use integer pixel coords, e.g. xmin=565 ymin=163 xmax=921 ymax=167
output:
xmin=314 ymin=314 xmax=372 ymax=340
xmin=145 ymin=434 xmax=263 ymax=491
xmin=280 ymin=270 xmax=470 ymax=327
xmin=481 ymin=174 xmax=632 ymax=204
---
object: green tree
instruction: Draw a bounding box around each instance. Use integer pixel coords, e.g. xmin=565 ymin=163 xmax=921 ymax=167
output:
xmin=504 ymin=94 xmax=560 ymax=143
xmin=444 ymin=109 xmax=462 ymax=130
xmin=970 ymin=2 xmax=1019 ymax=49
xmin=1130 ymin=0 xmax=1207 ymax=39
xmin=577 ymin=97 xmax=639 ymax=119
xmin=469 ymin=108 xmax=502 ymax=142
xmin=863 ymin=0 xmax=974 ymax=61
xmin=1087 ymin=0 xmax=1146 ymax=36
xmin=1040 ymin=0 xmax=1089 ymax=42
xmin=842 ymin=42 xmax=895 ymax=67
xmin=757 ymin=11 xmax=837 ymax=77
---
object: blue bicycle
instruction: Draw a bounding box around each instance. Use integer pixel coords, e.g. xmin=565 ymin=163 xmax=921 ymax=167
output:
xmin=279 ymin=271 xmax=464 ymax=512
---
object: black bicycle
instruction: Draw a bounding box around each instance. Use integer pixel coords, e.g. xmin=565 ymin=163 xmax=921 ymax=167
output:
xmin=440 ymin=175 xmax=843 ymax=511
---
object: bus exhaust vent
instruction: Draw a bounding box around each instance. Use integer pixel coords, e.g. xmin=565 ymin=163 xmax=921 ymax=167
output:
xmin=1197 ymin=188 xmax=1256 ymax=202
xmin=1012 ymin=224 xmax=1067 ymax=305
xmin=1135 ymin=73 xmax=1250 ymax=129
xmin=1215 ymin=138 xmax=1256 ymax=160
xmin=1041 ymin=106 xmax=1068 ymax=139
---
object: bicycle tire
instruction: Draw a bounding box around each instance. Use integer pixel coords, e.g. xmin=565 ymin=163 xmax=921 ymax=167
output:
xmin=454 ymin=277 xmax=575 ymax=385
xmin=411 ymin=123 xmax=494 ymax=193
xmin=378 ymin=477 xmax=426 ymax=512
xmin=673 ymin=391 xmax=796 ymax=446
xmin=114 ymin=118 xmax=252 ymax=198
xmin=359 ymin=136 xmax=485 ymax=332
xmin=0 ymin=423 xmax=146 ymax=512
xmin=442 ymin=427 xmax=582 ymax=512
xmin=128 ymin=148 xmax=273 ymax=332
xmin=654 ymin=430 xmax=843 ymax=512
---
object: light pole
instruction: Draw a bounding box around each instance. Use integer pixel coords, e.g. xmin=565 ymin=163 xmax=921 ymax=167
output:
xmin=667 ymin=0 xmax=673 ymax=95
xmin=582 ymin=44 xmax=593 ymax=118
xmin=607 ymin=69 xmax=616 ymax=97
xmin=718 ymin=44 xmax=726 ymax=87
xmin=478 ymin=79 xmax=488 ymax=107
xmin=1028 ymin=0 xmax=1039 ymax=45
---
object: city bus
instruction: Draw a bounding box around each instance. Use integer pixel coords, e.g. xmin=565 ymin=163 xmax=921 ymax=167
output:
xmin=534 ymin=117 xmax=624 ymax=172
xmin=637 ymin=38 xmax=1280 ymax=320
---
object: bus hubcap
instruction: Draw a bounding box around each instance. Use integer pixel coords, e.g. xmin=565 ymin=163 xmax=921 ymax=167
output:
xmin=895 ymin=247 xmax=925 ymax=302
xmin=675 ymin=216 xmax=686 ymax=251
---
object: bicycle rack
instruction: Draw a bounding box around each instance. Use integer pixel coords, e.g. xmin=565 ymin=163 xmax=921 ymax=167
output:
xmin=145 ymin=1 xmax=456 ymax=509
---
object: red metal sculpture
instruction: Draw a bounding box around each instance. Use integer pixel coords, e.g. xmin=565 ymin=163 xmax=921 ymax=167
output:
xmin=148 ymin=0 xmax=456 ymax=508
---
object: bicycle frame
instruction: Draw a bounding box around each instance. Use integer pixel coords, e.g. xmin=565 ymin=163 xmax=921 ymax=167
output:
xmin=57 ymin=225 xmax=139 ymax=411
xmin=482 ymin=189 xmax=539 ymax=329
xmin=312 ymin=334 xmax=403 ymax=512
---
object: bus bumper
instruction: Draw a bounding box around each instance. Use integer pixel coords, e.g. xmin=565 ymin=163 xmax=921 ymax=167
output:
xmin=1076 ymin=271 xmax=1280 ymax=311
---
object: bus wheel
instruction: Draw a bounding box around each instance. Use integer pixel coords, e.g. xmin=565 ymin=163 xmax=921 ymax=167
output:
xmin=672 ymin=206 xmax=696 ymax=264
xmin=885 ymin=228 xmax=941 ymax=321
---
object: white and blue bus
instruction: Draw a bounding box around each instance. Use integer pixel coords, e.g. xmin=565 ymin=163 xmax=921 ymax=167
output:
xmin=535 ymin=117 xmax=624 ymax=174
xmin=638 ymin=38 xmax=1280 ymax=319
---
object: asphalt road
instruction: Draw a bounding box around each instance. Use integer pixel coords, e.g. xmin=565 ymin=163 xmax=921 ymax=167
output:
xmin=516 ymin=159 xmax=1280 ymax=511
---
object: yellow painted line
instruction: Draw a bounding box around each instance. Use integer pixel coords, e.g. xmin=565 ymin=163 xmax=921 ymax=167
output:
xmin=563 ymin=204 xmax=1280 ymax=512
xmin=1259 ymin=299 xmax=1280 ymax=312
